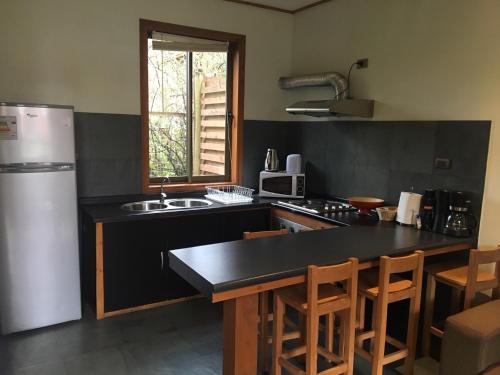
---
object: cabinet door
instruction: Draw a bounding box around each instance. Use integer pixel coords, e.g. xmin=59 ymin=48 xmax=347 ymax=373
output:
xmin=100 ymin=208 xmax=270 ymax=313
xmin=162 ymin=214 xmax=223 ymax=300
xmin=103 ymin=220 xmax=169 ymax=312
xmin=221 ymin=208 xmax=271 ymax=242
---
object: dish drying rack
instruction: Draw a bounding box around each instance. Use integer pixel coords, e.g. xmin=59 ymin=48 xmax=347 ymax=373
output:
xmin=205 ymin=185 xmax=254 ymax=204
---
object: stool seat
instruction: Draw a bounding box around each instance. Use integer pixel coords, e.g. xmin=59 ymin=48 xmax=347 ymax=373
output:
xmin=358 ymin=269 xmax=413 ymax=298
xmin=435 ymin=266 xmax=496 ymax=287
xmin=277 ymin=283 xmax=347 ymax=312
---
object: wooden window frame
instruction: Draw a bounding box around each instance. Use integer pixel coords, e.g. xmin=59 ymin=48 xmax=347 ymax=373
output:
xmin=140 ymin=19 xmax=245 ymax=193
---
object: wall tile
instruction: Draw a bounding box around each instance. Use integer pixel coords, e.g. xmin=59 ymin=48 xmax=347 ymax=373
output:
xmin=75 ymin=112 xmax=142 ymax=197
xmin=390 ymin=123 xmax=436 ymax=174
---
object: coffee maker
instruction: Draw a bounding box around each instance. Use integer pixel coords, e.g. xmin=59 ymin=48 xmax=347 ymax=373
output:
xmin=442 ymin=191 xmax=477 ymax=237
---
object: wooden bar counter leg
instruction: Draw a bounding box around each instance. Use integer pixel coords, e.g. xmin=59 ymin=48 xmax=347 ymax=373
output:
xmin=223 ymin=293 xmax=259 ymax=375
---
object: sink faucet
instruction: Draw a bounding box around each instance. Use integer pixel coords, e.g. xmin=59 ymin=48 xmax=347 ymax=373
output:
xmin=160 ymin=176 xmax=170 ymax=203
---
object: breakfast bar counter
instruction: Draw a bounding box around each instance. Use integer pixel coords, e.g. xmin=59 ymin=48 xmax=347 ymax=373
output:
xmin=169 ymin=225 xmax=474 ymax=375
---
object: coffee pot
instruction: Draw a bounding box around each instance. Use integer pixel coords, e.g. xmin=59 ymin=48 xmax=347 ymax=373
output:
xmin=442 ymin=191 xmax=477 ymax=237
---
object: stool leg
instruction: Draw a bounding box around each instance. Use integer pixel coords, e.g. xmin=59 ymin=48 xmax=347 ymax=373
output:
xmin=370 ymin=300 xmax=377 ymax=354
xmin=356 ymin=295 xmax=366 ymax=351
xmin=298 ymin=313 xmax=306 ymax=344
xmin=272 ymin=293 xmax=284 ymax=375
xmin=325 ymin=312 xmax=335 ymax=353
xmin=306 ymin=309 xmax=319 ymax=375
xmin=357 ymin=295 xmax=366 ymax=331
xmin=371 ymin=296 xmax=388 ymax=375
xmin=338 ymin=310 xmax=346 ymax=357
xmin=345 ymin=305 xmax=357 ymax=374
xmin=404 ymin=294 xmax=421 ymax=375
xmin=450 ymin=288 xmax=461 ymax=313
xmin=422 ymin=273 xmax=436 ymax=357
xmin=259 ymin=291 xmax=270 ymax=372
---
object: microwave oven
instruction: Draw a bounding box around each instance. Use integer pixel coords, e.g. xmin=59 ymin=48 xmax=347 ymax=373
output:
xmin=259 ymin=171 xmax=305 ymax=198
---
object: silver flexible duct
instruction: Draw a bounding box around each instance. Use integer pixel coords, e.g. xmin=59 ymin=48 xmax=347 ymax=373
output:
xmin=278 ymin=72 xmax=348 ymax=99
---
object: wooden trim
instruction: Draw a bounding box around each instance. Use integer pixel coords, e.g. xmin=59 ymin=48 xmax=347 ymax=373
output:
xmin=224 ymin=0 xmax=293 ymax=13
xmin=418 ymin=242 xmax=471 ymax=257
xmin=231 ymin=37 xmax=245 ymax=185
xmin=292 ymin=0 xmax=332 ymax=13
xmin=212 ymin=275 xmax=306 ymax=303
xmin=95 ymin=223 xmax=105 ymax=319
xmin=139 ymin=19 xmax=245 ymax=192
xmin=223 ymin=0 xmax=332 ymax=14
xmin=211 ymin=242 xmax=472 ymax=302
xmin=102 ymin=295 xmax=203 ymax=319
xmin=272 ymin=207 xmax=338 ymax=230
xmin=148 ymin=180 xmax=239 ymax=194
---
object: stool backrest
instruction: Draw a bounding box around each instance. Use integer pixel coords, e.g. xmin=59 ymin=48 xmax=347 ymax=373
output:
xmin=378 ymin=250 xmax=424 ymax=298
xmin=243 ymin=228 xmax=288 ymax=240
xmin=307 ymin=258 xmax=359 ymax=311
xmin=465 ymin=247 xmax=500 ymax=307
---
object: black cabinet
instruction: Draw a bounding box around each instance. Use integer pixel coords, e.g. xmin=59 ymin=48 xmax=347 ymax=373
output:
xmin=103 ymin=219 xmax=172 ymax=311
xmin=87 ymin=207 xmax=270 ymax=314
xmin=221 ymin=208 xmax=272 ymax=242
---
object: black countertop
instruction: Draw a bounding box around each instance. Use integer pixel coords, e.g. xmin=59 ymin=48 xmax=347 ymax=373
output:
xmin=80 ymin=193 xmax=380 ymax=226
xmin=80 ymin=194 xmax=273 ymax=223
xmin=80 ymin=193 xmax=474 ymax=298
xmin=169 ymin=225 xmax=474 ymax=297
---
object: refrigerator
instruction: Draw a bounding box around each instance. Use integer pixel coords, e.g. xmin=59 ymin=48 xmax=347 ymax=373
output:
xmin=0 ymin=102 xmax=81 ymax=334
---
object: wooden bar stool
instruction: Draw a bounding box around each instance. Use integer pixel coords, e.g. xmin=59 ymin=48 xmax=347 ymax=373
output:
xmin=422 ymin=246 xmax=500 ymax=356
xmin=243 ymin=228 xmax=293 ymax=372
xmin=272 ymin=258 xmax=359 ymax=375
xmin=356 ymin=251 xmax=424 ymax=375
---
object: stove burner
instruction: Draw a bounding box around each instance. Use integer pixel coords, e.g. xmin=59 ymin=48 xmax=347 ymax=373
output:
xmin=277 ymin=199 xmax=357 ymax=215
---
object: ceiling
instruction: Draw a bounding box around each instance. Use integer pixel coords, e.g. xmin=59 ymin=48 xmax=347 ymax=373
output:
xmin=226 ymin=0 xmax=330 ymax=13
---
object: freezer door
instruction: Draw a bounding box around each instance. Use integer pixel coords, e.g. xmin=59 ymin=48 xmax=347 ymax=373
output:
xmin=0 ymin=170 xmax=81 ymax=334
xmin=0 ymin=105 xmax=75 ymax=164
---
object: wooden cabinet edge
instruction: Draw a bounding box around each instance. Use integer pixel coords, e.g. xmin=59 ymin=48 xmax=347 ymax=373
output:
xmin=94 ymin=221 xmax=203 ymax=320
xmin=95 ymin=222 xmax=105 ymax=319
xmin=271 ymin=207 xmax=337 ymax=230
xmin=102 ymin=295 xmax=203 ymax=319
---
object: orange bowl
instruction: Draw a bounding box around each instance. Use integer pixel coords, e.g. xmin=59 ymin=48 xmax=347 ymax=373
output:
xmin=347 ymin=196 xmax=384 ymax=215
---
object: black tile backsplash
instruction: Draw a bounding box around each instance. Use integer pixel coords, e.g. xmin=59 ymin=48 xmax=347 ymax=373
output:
xmin=75 ymin=112 xmax=142 ymax=197
xmin=244 ymin=120 xmax=490 ymax=220
xmin=75 ymin=113 xmax=490 ymax=223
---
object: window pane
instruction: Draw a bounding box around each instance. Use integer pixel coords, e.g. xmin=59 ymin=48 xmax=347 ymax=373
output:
xmin=192 ymin=51 xmax=228 ymax=177
xmin=148 ymin=40 xmax=188 ymax=178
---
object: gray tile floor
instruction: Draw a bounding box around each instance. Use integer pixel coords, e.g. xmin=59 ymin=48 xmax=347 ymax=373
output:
xmin=0 ymin=299 xmax=401 ymax=374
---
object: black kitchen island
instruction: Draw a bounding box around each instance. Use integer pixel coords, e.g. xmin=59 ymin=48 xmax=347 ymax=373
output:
xmin=169 ymin=224 xmax=474 ymax=375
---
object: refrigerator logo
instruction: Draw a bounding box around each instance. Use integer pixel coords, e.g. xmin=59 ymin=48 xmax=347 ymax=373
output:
xmin=27 ymin=114 xmax=38 ymax=118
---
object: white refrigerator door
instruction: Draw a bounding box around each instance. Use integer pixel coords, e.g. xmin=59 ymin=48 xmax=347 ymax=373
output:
xmin=0 ymin=104 xmax=75 ymax=164
xmin=0 ymin=169 xmax=81 ymax=334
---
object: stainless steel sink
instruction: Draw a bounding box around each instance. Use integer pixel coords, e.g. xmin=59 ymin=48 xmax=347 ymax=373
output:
xmin=121 ymin=198 xmax=213 ymax=212
xmin=121 ymin=201 xmax=168 ymax=212
xmin=165 ymin=198 xmax=213 ymax=208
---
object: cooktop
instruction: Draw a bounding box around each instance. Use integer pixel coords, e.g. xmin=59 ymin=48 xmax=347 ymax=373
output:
xmin=276 ymin=199 xmax=357 ymax=215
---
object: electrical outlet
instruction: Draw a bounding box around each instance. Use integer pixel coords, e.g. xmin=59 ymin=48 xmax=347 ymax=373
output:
xmin=434 ymin=158 xmax=452 ymax=169
xmin=356 ymin=58 xmax=369 ymax=69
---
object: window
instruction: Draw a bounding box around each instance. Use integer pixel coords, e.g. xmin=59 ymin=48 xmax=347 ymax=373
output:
xmin=140 ymin=20 xmax=245 ymax=192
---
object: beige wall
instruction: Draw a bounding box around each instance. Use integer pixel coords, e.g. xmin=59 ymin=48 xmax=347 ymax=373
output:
xmin=0 ymin=0 xmax=293 ymax=120
xmin=1 ymin=0 xmax=498 ymax=244
xmin=292 ymin=0 xmax=500 ymax=246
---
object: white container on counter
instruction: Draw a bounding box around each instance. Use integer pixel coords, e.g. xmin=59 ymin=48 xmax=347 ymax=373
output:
xmin=286 ymin=154 xmax=302 ymax=174
xmin=396 ymin=192 xmax=423 ymax=225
